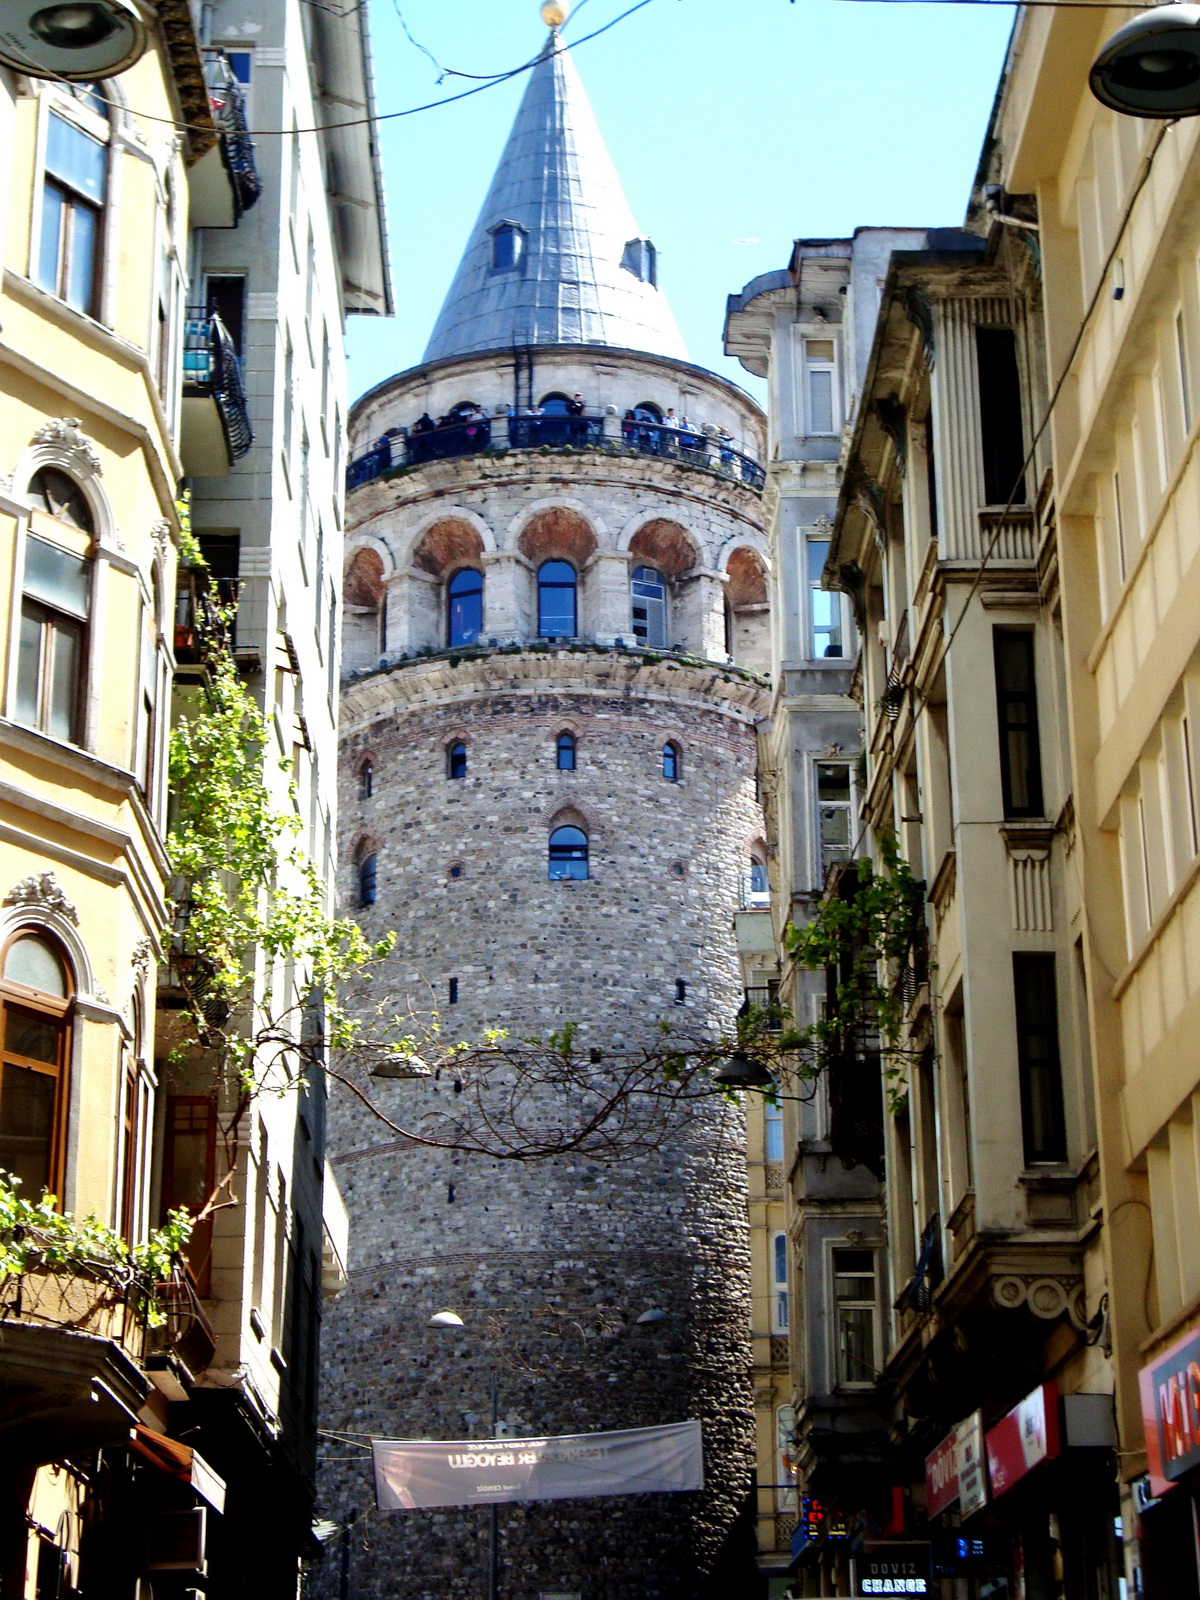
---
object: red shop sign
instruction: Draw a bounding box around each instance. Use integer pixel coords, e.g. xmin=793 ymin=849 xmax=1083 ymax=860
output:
xmin=984 ymin=1383 xmax=1060 ymax=1498
xmin=925 ymin=1431 xmax=959 ymax=1520
xmin=1139 ymin=1325 xmax=1200 ymax=1498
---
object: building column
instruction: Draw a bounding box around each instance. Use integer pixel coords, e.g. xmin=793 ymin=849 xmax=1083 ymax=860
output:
xmin=586 ymin=550 xmax=632 ymax=644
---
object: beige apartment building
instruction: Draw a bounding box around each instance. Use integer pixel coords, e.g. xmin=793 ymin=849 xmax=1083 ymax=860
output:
xmin=988 ymin=7 xmax=1200 ymax=1586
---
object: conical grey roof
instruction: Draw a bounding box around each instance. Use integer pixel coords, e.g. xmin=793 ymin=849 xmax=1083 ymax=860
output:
xmin=423 ymin=31 xmax=687 ymax=363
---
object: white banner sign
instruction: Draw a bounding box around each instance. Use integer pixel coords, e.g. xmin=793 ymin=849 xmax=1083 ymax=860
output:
xmin=373 ymin=1420 xmax=704 ymax=1510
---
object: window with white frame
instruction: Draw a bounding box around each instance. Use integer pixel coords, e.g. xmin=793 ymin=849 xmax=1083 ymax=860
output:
xmin=807 ymin=539 xmax=845 ymax=659
xmin=833 ymin=1246 xmax=877 ymax=1387
xmin=771 ymin=1231 xmax=789 ymax=1333
xmin=16 ymin=532 xmax=92 ymax=745
xmin=816 ymin=762 xmax=853 ymax=878
xmin=804 ymin=338 xmax=837 ymax=435
xmin=775 ymin=1405 xmax=797 ymax=1515
xmin=764 ymin=1099 xmax=783 ymax=1162
xmin=36 ymin=89 xmax=110 ymax=318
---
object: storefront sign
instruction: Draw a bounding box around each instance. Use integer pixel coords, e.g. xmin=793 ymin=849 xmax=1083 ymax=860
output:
xmin=856 ymin=1544 xmax=932 ymax=1596
xmin=924 ymin=1411 xmax=988 ymax=1520
xmin=372 ymin=1420 xmax=703 ymax=1510
xmin=984 ymin=1383 xmax=1060 ymax=1498
xmin=1139 ymin=1325 xmax=1200 ymax=1497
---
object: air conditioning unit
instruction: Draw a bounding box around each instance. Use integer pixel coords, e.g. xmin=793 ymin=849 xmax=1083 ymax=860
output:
xmin=146 ymin=1508 xmax=207 ymax=1575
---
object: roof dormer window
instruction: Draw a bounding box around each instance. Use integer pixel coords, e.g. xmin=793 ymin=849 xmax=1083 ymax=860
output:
xmin=621 ymin=237 xmax=657 ymax=287
xmin=490 ymin=221 xmax=526 ymax=274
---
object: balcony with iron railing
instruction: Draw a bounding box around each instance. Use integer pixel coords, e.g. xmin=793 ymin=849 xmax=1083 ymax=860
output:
xmin=187 ymin=50 xmax=262 ymax=226
xmin=346 ymin=410 xmax=767 ymax=494
xmin=180 ymin=309 xmax=253 ymax=476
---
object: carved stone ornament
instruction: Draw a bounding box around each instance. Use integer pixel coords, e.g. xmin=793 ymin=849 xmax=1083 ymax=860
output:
xmin=150 ymin=520 xmax=171 ymax=561
xmin=31 ymin=418 xmax=103 ymax=479
xmin=4 ymin=870 xmax=80 ymax=926
xmin=131 ymin=936 xmax=154 ymax=978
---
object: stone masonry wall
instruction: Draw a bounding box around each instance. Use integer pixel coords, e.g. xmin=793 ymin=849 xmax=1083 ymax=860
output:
xmin=315 ymin=654 xmax=767 ymax=1600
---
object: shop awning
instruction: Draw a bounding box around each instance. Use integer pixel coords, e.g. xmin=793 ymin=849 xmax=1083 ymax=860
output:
xmin=131 ymin=1423 xmax=226 ymax=1514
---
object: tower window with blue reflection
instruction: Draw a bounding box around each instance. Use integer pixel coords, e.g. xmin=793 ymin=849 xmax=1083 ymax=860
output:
xmin=772 ymin=1231 xmax=789 ymax=1332
xmin=447 ymin=567 xmax=483 ymax=647
xmin=556 ymin=731 xmax=576 ymax=771
xmin=808 ymin=539 xmax=845 ymax=659
xmin=491 ymin=222 xmax=525 ymax=273
xmin=548 ymin=825 xmax=588 ymax=880
xmin=538 ymin=560 xmax=576 ymax=638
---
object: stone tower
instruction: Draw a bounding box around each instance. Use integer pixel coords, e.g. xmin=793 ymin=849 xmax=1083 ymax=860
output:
xmin=317 ymin=22 xmax=772 ymax=1600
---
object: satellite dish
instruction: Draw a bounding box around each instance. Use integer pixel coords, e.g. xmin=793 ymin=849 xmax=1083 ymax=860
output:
xmin=0 ymin=0 xmax=147 ymax=79
xmin=1090 ymin=5 xmax=1200 ymax=117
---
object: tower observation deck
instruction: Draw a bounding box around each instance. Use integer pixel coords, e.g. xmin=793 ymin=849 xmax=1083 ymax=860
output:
xmin=317 ymin=13 xmax=772 ymax=1598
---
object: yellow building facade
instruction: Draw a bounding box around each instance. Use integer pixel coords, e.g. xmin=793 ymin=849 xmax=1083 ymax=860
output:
xmin=989 ymin=8 xmax=1200 ymax=1586
xmin=0 ymin=30 xmax=214 ymax=1599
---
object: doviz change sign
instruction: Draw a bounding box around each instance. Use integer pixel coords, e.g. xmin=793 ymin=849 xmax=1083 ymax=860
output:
xmin=856 ymin=1545 xmax=933 ymax=1597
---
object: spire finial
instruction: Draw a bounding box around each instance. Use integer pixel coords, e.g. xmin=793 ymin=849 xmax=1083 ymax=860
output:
xmin=540 ymin=1 xmax=568 ymax=28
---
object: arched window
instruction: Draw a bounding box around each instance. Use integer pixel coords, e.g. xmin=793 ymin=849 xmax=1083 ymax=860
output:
xmin=17 ymin=531 xmax=92 ymax=744
xmin=556 ymin=731 xmax=576 ymax=771
xmin=548 ymin=826 xmax=588 ymax=881
xmin=29 ymin=468 xmax=94 ymax=533
xmin=359 ymin=853 xmax=377 ymax=906
xmin=634 ymin=401 xmax=663 ymax=421
xmin=663 ymin=741 xmax=681 ymax=782
xmin=748 ymin=856 xmax=769 ymax=906
xmin=537 ymin=560 xmax=576 ymax=639
xmin=358 ymin=761 xmax=373 ymax=801
xmin=37 ymin=91 xmax=109 ymax=317
xmin=447 ymin=741 xmax=467 ymax=780
xmin=631 ymin=565 xmax=668 ymax=649
xmin=0 ymin=931 xmax=72 ymax=1196
xmin=447 ymin=568 xmax=483 ymax=647
xmin=771 ymin=1232 xmax=789 ymax=1332
xmin=538 ymin=393 xmax=573 ymax=415
xmin=491 ymin=221 xmax=525 ymax=273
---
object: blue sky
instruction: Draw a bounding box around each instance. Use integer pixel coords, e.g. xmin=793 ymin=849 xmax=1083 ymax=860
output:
xmin=345 ymin=0 xmax=1015 ymax=407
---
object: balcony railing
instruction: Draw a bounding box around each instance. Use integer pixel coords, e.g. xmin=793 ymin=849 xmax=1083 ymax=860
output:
xmin=346 ymin=410 xmax=766 ymax=493
xmin=183 ymin=308 xmax=253 ymax=462
xmin=203 ymin=51 xmax=261 ymax=216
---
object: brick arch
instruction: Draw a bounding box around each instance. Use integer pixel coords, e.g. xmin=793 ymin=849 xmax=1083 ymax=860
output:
xmin=724 ymin=546 xmax=768 ymax=608
xmin=628 ymin=519 xmax=700 ymax=580
xmin=412 ymin=518 xmax=486 ymax=578
xmin=517 ymin=507 xmax=598 ymax=567
xmin=540 ymin=798 xmax=600 ymax=836
xmin=344 ymin=547 xmax=385 ymax=608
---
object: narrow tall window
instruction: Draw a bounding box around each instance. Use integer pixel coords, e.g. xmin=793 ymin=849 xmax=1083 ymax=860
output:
xmin=17 ymin=534 xmax=92 ymax=745
xmin=205 ymin=275 xmax=246 ymax=360
xmin=548 ymin=826 xmax=588 ymax=881
xmin=833 ymin=1247 xmax=877 ymax=1387
xmin=1013 ymin=954 xmax=1068 ymax=1164
xmin=491 ymin=222 xmax=524 ymax=272
xmin=162 ymin=1095 xmax=216 ymax=1294
xmin=976 ymin=327 xmax=1027 ymax=505
xmin=556 ymin=731 xmax=576 ymax=771
xmin=447 ymin=741 xmax=467 ymax=780
xmin=663 ymin=741 xmax=681 ymax=782
xmin=448 ymin=978 xmax=458 ymax=1005
xmin=748 ymin=857 xmax=769 ymax=906
xmin=447 ymin=568 xmax=483 ymax=647
xmin=817 ymin=763 xmax=853 ymax=875
xmin=38 ymin=107 xmax=108 ymax=316
xmin=1184 ymin=716 xmax=1198 ymax=856
xmin=1113 ymin=470 xmax=1128 ymax=584
xmin=805 ymin=339 xmax=836 ymax=435
xmin=0 ymin=933 xmax=71 ymax=1198
xmin=631 ymin=565 xmax=668 ymax=648
xmin=359 ymin=853 xmax=377 ymax=906
xmin=772 ymin=1232 xmax=789 ymax=1333
xmin=764 ymin=1100 xmax=783 ymax=1162
xmin=808 ymin=539 xmax=844 ymax=658
xmin=1177 ymin=310 xmax=1193 ymax=435
xmin=537 ymin=560 xmax=576 ymax=639
xmin=675 ymin=979 xmax=687 ymax=1004
xmin=358 ymin=762 xmax=373 ymax=801
xmin=994 ymin=630 xmax=1043 ymax=818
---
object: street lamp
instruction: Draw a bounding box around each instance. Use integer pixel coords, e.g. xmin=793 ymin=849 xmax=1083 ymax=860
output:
xmin=1090 ymin=4 xmax=1200 ymax=117
xmin=428 ymin=1309 xmax=502 ymax=1600
xmin=0 ymin=0 xmax=147 ymax=79
xmin=712 ymin=1052 xmax=775 ymax=1091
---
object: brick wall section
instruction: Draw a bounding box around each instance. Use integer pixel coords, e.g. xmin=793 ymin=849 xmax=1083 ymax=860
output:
xmin=316 ymin=652 xmax=769 ymax=1600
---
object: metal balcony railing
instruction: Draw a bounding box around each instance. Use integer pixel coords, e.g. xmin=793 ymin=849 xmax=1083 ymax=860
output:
xmin=183 ymin=309 xmax=253 ymax=462
xmin=203 ymin=50 xmax=261 ymax=216
xmin=345 ymin=410 xmax=766 ymax=493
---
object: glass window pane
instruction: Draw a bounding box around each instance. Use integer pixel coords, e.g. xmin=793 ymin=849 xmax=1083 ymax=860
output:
xmin=838 ymin=1305 xmax=875 ymax=1382
xmin=66 ymin=201 xmax=98 ymax=314
xmin=806 ymin=339 xmax=835 ymax=363
xmin=168 ymin=1124 xmax=210 ymax=1208
xmin=807 ymin=540 xmax=830 ymax=584
xmin=45 ymin=113 xmax=107 ymax=202
xmin=0 ymin=1060 xmax=56 ymax=1193
xmin=549 ymin=826 xmax=588 ymax=880
xmin=821 ymin=808 xmax=850 ymax=848
xmin=539 ymin=587 xmax=575 ymax=638
xmin=24 ymin=538 xmax=90 ymax=618
xmin=37 ymin=182 xmax=65 ymax=294
xmin=765 ymin=1106 xmax=783 ymax=1162
xmin=47 ymin=617 xmax=81 ymax=743
xmin=4 ymin=937 xmax=67 ymax=997
xmin=16 ymin=607 xmax=42 ymax=727
xmin=5 ymin=1009 xmax=60 ymax=1063
xmin=448 ymin=587 xmax=482 ymax=647
xmin=809 ymin=369 xmax=834 ymax=433
xmin=30 ymin=470 xmax=92 ymax=532
xmin=817 ymin=764 xmax=851 ymax=802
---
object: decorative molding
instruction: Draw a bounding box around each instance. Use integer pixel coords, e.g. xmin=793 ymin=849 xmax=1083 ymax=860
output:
xmin=31 ymin=417 xmax=103 ymax=479
xmin=1003 ymin=825 xmax=1055 ymax=933
xmin=904 ymin=286 xmax=935 ymax=366
xmin=150 ymin=520 xmax=171 ymax=561
xmin=992 ymin=1273 xmax=1085 ymax=1328
xmin=4 ymin=870 xmax=79 ymax=926
xmin=131 ymin=936 xmax=154 ymax=978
